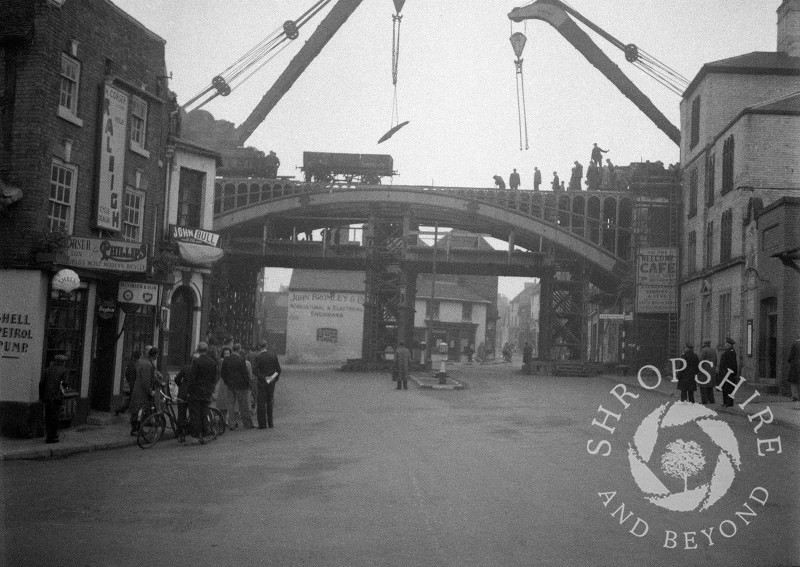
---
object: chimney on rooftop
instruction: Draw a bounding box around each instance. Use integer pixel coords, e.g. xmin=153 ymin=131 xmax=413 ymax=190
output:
xmin=778 ymin=0 xmax=800 ymax=56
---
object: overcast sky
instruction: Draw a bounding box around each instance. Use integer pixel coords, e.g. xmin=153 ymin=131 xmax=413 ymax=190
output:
xmin=113 ymin=0 xmax=780 ymax=297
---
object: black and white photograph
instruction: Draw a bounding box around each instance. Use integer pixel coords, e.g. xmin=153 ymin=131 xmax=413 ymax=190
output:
xmin=1 ymin=0 xmax=799 ymax=565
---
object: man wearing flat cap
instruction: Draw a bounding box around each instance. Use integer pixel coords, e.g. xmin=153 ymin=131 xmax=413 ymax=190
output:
xmin=717 ymin=337 xmax=738 ymax=407
xmin=187 ymin=342 xmax=218 ymax=444
xmin=677 ymin=342 xmax=699 ymax=403
xmin=699 ymin=339 xmax=717 ymax=404
xmin=40 ymin=354 xmax=68 ymax=443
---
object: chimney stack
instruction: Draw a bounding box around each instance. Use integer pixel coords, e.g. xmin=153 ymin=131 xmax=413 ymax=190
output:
xmin=778 ymin=0 xmax=800 ymax=56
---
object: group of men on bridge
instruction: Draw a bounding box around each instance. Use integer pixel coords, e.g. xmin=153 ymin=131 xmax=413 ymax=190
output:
xmin=494 ymin=143 xmax=617 ymax=192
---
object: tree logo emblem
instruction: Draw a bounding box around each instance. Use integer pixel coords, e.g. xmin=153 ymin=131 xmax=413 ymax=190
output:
xmin=628 ymin=402 xmax=741 ymax=512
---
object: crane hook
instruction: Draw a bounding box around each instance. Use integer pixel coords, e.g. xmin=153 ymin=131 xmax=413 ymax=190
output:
xmin=283 ymin=20 xmax=300 ymax=40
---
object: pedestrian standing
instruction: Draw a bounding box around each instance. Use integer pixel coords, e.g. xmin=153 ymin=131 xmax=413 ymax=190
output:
xmin=174 ymin=352 xmax=198 ymax=443
xmin=188 ymin=342 xmax=217 ymax=444
xmin=717 ymin=337 xmax=738 ymax=407
xmin=216 ymin=346 xmax=232 ymax=425
xmin=222 ymin=343 xmax=254 ymax=429
xmin=551 ymin=172 xmax=560 ymax=192
xmin=533 ymin=167 xmax=542 ymax=191
xmin=590 ymin=143 xmax=608 ymax=167
xmin=522 ymin=342 xmax=532 ymax=368
xmin=253 ymin=342 xmax=282 ymax=428
xmin=129 ymin=347 xmax=156 ymax=436
xmin=678 ymin=343 xmax=699 ymax=403
xmin=115 ymin=350 xmax=140 ymax=415
xmin=509 ymin=169 xmax=521 ymax=190
xmin=787 ymin=332 xmax=800 ymax=401
xmin=699 ymin=339 xmax=717 ymax=404
xmin=39 ymin=354 xmax=68 ymax=443
xmin=394 ymin=341 xmax=411 ymax=390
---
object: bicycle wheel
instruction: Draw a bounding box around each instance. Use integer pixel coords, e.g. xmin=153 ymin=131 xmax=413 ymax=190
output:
xmin=207 ymin=407 xmax=226 ymax=437
xmin=137 ymin=413 xmax=166 ymax=448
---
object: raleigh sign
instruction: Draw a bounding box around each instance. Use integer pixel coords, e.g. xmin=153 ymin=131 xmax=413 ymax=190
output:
xmin=95 ymin=84 xmax=128 ymax=231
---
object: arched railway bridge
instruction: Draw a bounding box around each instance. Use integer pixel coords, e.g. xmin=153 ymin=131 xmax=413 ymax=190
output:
xmin=211 ymin=176 xmax=679 ymax=365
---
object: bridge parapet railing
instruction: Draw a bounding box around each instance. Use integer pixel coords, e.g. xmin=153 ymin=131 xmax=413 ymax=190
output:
xmin=214 ymin=179 xmax=634 ymax=261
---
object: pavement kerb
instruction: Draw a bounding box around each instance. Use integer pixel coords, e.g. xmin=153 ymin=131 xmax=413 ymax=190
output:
xmin=594 ymin=371 xmax=800 ymax=432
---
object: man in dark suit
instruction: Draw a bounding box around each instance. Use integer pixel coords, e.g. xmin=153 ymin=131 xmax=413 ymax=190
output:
xmin=253 ymin=342 xmax=281 ymax=429
xmin=187 ymin=342 xmax=218 ymax=444
xmin=717 ymin=337 xmax=738 ymax=407
xmin=40 ymin=354 xmax=68 ymax=443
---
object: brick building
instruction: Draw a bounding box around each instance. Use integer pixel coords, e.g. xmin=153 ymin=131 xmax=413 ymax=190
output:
xmin=679 ymin=0 xmax=800 ymax=392
xmin=0 ymin=0 xmax=174 ymax=435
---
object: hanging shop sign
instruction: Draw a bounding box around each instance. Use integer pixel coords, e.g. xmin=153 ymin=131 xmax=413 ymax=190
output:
xmin=170 ymin=225 xmax=220 ymax=247
xmin=118 ymin=281 xmax=159 ymax=306
xmin=67 ymin=236 xmax=148 ymax=273
xmin=636 ymin=247 xmax=678 ymax=313
xmin=97 ymin=299 xmax=116 ymax=320
xmin=51 ymin=269 xmax=81 ymax=293
xmin=95 ymin=84 xmax=128 ymax=231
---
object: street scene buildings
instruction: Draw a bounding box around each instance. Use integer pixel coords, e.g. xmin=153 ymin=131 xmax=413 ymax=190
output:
xmin=1 ymin=1 xmax=799 ymax=565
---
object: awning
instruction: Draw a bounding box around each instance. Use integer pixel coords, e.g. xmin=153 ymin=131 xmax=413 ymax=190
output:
xmin=177 ymin=242 xmax=224 ymax=267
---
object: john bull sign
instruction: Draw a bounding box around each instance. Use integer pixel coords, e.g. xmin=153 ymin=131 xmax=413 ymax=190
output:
xmin=636 ymin=247 xmax=677 ymax=314
xmin=67 ymin=236 xmax=148 ymax=273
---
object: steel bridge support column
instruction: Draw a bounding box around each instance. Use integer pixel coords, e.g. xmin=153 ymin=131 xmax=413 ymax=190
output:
xmin=205 ymin=258 xmax=259 ymax=346
xmin=537 ymin=267 xmax=555 ymax=361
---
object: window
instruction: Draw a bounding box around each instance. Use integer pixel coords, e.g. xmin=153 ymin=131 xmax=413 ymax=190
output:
xmin=690 ymin=96 xmax=701 ymax=148
xmin=426 ymin=300 xmax=440 ymax=320
xmin=316 ymin=328 xmax=338 ymax=343
xmin=687 ymin=231 xmax=697 ymax=275
xmin=720 ymin=208 xmax=733 ymax=262
xmin=684 ymin=300 xmax=695 ymax=346
xmin=461 ymin=303 xmax=473 ymax=321
xmin=130 ymin=95 xmax=148 ymax=150
xmin=48 ymin=160 xmax=77 ymax=233
xmin=705 ymin=153 xmax=715 ymax=207
xmin=177 ymin=167 xmax=205 ymax=228
xmin=704 ymin=221 xmax=714 ymax=268
xmin=122 ymin=188 xmax=145 ymax=242
xmin=718 ymin=292 xmax=731 ymax=346
xmin=721 ymin=135 xmax=734 ymax=194
xmin=688 ymin=168 xmax=698 ymax=218
xmin=59 ymin=54 xmax=80 ymax=116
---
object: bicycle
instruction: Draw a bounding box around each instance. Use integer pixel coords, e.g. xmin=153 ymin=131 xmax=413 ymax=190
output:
xmin=137 ymin=386 xmax=226 ymax=449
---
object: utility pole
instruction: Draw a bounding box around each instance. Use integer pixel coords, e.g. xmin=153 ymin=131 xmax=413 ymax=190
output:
xmin=426 ymin=224 xmax=438 ymax=371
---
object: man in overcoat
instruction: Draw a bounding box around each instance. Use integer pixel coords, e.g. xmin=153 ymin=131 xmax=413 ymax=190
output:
xmin=253 ymin=342 xmax=282 ymax=428
xmin=221 ymin=343 xmax=253 ymax=429
xmin=394 ymin=341 xmax=411 ymax=390
xmin=717 ymin=337 xmax=738 ymax=407
xmin=188 ymin=342 xmax=218 ymax=443
xmin=129 ymin=347 xmax=157 ymax=436
xmin=677 ymin=343 xmax=699 ymax=403
xmin=699 ymin=339 xmax=717 ymax=404
xmin=40 ymin=354 xmax=68 ymax=443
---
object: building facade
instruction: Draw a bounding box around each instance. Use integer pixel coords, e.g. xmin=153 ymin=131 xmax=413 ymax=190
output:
xmin=679 ymin=0 xmax=800 ymax=392
xmin=509 ymin=282 xmax=540 ymax=357
xmin=0 ymin=0 xmax=176 ymax=435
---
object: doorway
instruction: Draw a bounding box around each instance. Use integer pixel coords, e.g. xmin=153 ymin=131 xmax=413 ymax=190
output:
xmin=90 ymin=282 xmax=118 ymax=412
xmin=169 ymin=286 xmax=195 ymax=368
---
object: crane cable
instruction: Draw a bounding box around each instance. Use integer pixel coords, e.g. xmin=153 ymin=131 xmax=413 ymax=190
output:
xmin=389 ymin=10 xmax=402 ymax=129
xmin=182 ymin=0 xmax=335 ymax=111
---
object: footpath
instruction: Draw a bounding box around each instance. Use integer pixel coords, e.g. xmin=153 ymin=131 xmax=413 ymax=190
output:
xmin=3 ymin=363 xmax=798 ymax=461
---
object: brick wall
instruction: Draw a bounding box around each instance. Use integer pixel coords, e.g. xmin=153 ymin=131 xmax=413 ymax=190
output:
xmin=0 ymin=0 xmax=171 ymax=267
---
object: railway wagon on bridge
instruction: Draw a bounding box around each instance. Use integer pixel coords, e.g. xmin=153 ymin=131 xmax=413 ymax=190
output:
xmin=302 ymin=152 xmax=395 ymax=184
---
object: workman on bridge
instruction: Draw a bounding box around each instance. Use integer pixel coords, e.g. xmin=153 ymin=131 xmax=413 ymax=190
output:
xmin=533 ymin=167 xmax=542 ymax=191
xmin=590 ymin=143 xmax=608 ymax=167
xmin=265 ymin=150 xmax=280 ymax=178
xmin=551 ymin=172 xmax=560 ymax=192
xmin=509 ymin=169 xmax=521 ymax=190
xmin=493 ymin=175 xmax=506 ymax=190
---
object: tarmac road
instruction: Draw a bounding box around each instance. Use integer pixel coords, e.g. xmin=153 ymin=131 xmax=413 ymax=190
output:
xmin=3 ymin=364 xmax=798 ymax=567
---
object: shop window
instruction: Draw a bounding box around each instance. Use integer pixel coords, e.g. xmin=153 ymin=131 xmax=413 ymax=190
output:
xmin=316 ymin=328 xmax=338 ymax=343
xmin=48 ymin=159 xmax=77 ymax=233
xmin=130 ymin=95 xmax=148 ymax=154
xmin=426 ymin=300 xmax=440 ymax=320
xmin=122 ymin=188 xmax=145 ymax=242
xmin=59 ymin=54 xmax=81 ymax=120
xmin=758 ymin=298 xmax=777 ymax=378
xmin=45 ymin=287 xmax=88 ymax=394
xmin=461 ymin=303 xmax=473 ymax=321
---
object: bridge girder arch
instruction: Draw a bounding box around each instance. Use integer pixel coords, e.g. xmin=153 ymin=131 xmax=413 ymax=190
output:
xmin=213 ymin=184 xmax=633 ymax=290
